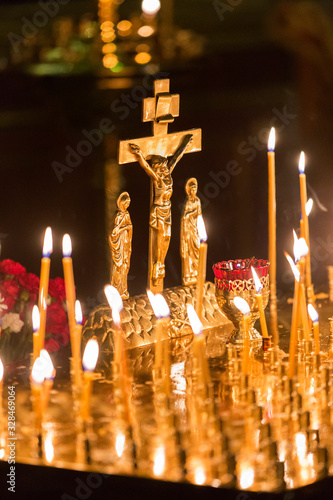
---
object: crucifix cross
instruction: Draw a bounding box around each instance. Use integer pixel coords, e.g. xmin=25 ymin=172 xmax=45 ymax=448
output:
xmin=118 ymin=78 xmax=201 ymax=293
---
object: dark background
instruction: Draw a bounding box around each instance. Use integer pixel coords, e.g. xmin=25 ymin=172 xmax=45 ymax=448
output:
xmin=0 ymin=0 xmax=333 ymax=312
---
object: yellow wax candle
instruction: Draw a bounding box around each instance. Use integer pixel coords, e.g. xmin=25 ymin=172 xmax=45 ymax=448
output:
xmin=31 ymin=358 xmax=46 ymax=435
xmin=308 ymin=304 xmax=320 ymax=355
xmin=38 ymin=227 xmax=53 ymax=354
xmin=62 ymin=234 xmax=76 ymax=337
xmin=81 ymin=339 xmax=99 ymax=422
xmin=267 ymin=128 xmax=276 ymax=305
xmin=195 ymin=215 xmax=208 ymax=321
xmin=285 ymin=253 xmax=300 ymax=379
xmin=187 ymin=304 xmax=210 ymax=386
xmin=251 ymin=267 xmax=269 ymax=338
xmin=104 ymin=285 xmax=124 ymax=367
xmin=73 ymin=300 xmax=83 ymax=388
xmin=298 ymin=153 xmax=313 ymax=297
xmin=148 ymin=292 xmax=170 ymax=371
xmin=32 ymin=305 xmax=40 ymax=362
xmin=39 ymin=349 xmax=55 ymax=413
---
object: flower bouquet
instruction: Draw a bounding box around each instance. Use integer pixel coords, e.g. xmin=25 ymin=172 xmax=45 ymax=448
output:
xmin=0 ymin=259 xmax=70 ymax=363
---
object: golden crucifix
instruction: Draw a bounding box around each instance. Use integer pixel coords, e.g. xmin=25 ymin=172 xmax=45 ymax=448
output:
xmin=118 ymin=79 xmax=201 ymax=293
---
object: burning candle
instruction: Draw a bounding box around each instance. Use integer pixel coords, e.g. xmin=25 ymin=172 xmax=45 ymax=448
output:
xmin=285 ymin=252 xmax=300 ymax=379
xmin=298 ymin=153 xmax=313 ymax=302
xmin=295 ymin=236 xmax=310 ymax=341
xmin=62 ymin=234 xmax=76 ymax=342
xmin=73 ymin=300 xmax=83 ymax=388
xmin=147 ymin=291 xmax=170 ymax=374
xmin=32 ymin=305 xmax=40 ymax=362
xmin=30 ymin=356 xmax=49 ymax=455
xmin=234 ymin=297 xmax=251 ymax=375
xmin=251 ymin=267 xmax=269 ymax=339
xmin=307 ymin=304 xmax=320 ymax=355
xmin=38 ymin=227 xmax=53 ymax=354
xmin=104 ymin=285 xmax=124 ymax=366
xmin=267 ymin=128 xmax=276 ymax=303
xmin=187 ymin=304 xmax=210 ymax=386
xmin=39 ymin=349 xmax=55 ymax=413
xmin=81 ymin=339 xmax=99 ymax=422
xmin=195 ymin=215 xmax=207 ymax=321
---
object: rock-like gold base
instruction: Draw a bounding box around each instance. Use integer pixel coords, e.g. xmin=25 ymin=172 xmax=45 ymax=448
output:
xmin=82 ymin=282 xmax=230 ymax=351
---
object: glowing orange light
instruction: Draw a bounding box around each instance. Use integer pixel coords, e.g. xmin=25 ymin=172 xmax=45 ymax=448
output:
xmin=138 ymin=25 xmax=155 ymax=37
xmin=103 ymin=54 xmax=119 ymax=68
xmin=135 ymin=52 xmax=151 ymax=64
xmin=102 ymin=43 xmax=117 ymax=54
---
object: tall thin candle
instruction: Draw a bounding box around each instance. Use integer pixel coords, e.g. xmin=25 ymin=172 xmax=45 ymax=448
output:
xmin=195 ymin=215 xmax=207 ymax=321
xmin=308 ymin=304 xmax=320 ymax=355
xmin=62 ymin=234 xmax=76 ymax=343
xmin=298 ymin=153 xmax=313 ymax=302
xmin=38 ymin=227 xmax=53 ymax=354
xmin=267 ymin=128 xmax=276 ymax=305
xmin=32 ymin=305 xmax=40 ymax=362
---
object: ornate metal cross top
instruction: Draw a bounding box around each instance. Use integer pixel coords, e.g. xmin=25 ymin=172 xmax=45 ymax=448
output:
xmin=118 ymin=78 xmax=201 ymax=293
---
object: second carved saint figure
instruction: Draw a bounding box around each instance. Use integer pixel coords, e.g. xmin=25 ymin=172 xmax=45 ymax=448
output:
xmin=109 ymin=192 xmax=132 ymax=300
xmin=181 ymin=178 xmax=202 ymax=286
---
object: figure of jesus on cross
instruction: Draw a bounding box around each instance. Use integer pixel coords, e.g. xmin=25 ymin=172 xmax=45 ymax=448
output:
xmin=118 ymin=79 xmax=201 ymax=293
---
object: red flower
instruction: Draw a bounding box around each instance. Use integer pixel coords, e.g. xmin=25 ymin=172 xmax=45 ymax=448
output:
xmin=0 ymin=279 xmax=20 ymax=312
xmin=44 ymin=338 xmax=60 ymax=353
xmin=18 ymin=273 xmax=40 ymax=303
xmin=48 ymin=277 xmax=66 ymax=304
xmin=46 ymin=302 xmax=70 ymax=345
xmin=0 ymin=259 xmax=26 ymax=277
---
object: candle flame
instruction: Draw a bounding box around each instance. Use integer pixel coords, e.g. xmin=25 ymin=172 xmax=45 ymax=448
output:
xmin=142 ymin=0 xmax=161 ymax=15
xmin=31 ymin=357 xmax=47 ymax=384
xmin=115 ymin=433 xmax=125 ymax=458
xmin=239 ymin=465 xmax=254 ymax=489
xmin=307 ymin=303 xmax=319 ymax=323
xmin=186 ymin=304 xmax=203 ymax=335
xmin=153 ymin=445 xmax=165 ymax=477
xmin=305 ymin=198 xmax=313 ymax=216
xmin=0 ymin=358 xmax=3 ymax=382
xmin=285 ymin=252 xmax=300 ymax=282
xmin=62 ymin=234 xmax=72 ymax=258
xmin=104 ymin=285 xmax=123 ymax=326
xmin=197 ymin=215 xmax=207 ymax=243
xmin=75 ymin=300 xmax=83 ymax=325
xmin=267 ymin=127 xmax=275 ymax=152
xmin=298 ymin=151 xmax=305 ymax=174
xmin=43 ymin=227 xmax=53 ymax=257
xmin=32 ymin=305 xmax=40 ymax=332
xmin=82 ymin=339 xmax=99 ymax=372
xmin=293 ymin=231 xmax=308 ymax=262
xmin=233 ymin=296 xmax=250 ymax=315
xmin=44 ymin=432 xmax=54 ymax=464
xmin=251 ymin=267 xmax=262 ymax=294
xmin=40 ymin=349 xmax=55 ymax=379
xmin=194 ymin=465 xmax=206 ymax=485
xmin=298 ymin=237 xmax=308 ymax=259
xmin=147 ymin=290 xmax=170 ymax=319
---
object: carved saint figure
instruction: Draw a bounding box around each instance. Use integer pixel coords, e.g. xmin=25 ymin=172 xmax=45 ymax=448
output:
xmin=180 ymin=178 xmax=202 ymax=286
xmin=129 ymin=134 xmax=193 ymax=285
xmin=109 ymin=192 xmax=132 ymax=300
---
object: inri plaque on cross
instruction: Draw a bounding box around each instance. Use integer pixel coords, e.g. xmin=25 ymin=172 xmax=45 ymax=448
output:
xmin=118 ymin=79 xmax=201 ymax=293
